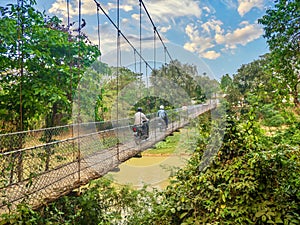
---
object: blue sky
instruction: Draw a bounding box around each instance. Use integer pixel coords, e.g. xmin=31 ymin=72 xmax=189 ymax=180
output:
xmin=3 ymin=0 xmax=274 ymax=80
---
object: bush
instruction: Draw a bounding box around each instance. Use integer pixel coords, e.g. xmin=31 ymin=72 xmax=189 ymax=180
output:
xmin=135 ymin=112 xmax=300 ymax=225
xmin=264 ymin=113 xmax=285 ymax=127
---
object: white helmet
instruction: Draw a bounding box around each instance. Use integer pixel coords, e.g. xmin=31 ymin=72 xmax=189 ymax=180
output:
xmin=160 ymin=105 xmax=164 ymax=109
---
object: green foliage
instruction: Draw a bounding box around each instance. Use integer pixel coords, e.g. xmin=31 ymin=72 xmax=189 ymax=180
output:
xmin=150 ymin=60 xmax=213 ymax=104
xmin=145 ymin=128 xmax=194 ymax=154
xmin=264 ymin=113 xmax=285 ymax=127
xmin=95 ymin=88 xmax=108 ymax=122
xmin=0 ymin=178 xmax=158 ymax=225
xmin=258 ymin=0 xmax=300 ymax=106
xmin=0 ymin=1 xmax=100 ymax=132
xmin=2 ymin=107 xmax=300 ymax=224
xmin=97 ymin=66 xmax=141 ymax=120
xmin=137 ymin=108 xmax=300 ymax=225
xmin=2 ymin=1 xmax=300 ymax=224
xmin=133 ymin=96 xmax=171 ymax=115
xmin=259 ymin=104 xmax=298 ymax=127
xmin=271 ymin=121 xmax=300 ymax=146
xmin=220 ymin=74 xmax=233 ymax=92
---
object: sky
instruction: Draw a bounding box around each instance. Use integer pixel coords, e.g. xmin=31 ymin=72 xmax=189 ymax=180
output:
xmin=2 ymin=0 xmax=275 ymax=81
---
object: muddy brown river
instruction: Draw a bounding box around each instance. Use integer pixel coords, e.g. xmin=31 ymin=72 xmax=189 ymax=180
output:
xmin=105 ymin=127 xmax=199 ymax=190
xmin=106 ymin=153 xmax=191 ymax=190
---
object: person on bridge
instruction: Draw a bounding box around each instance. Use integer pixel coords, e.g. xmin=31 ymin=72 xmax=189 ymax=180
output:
xmin=134 ymin=107 xmax=149 ymax=137
xmin=157 ymin=105 xmax=168 ymax=129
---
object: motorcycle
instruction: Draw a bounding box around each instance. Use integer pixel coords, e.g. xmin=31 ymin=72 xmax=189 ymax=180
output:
xmin=132 ymin=121 xmax=149 ymax=144
xmin=157 ymin=118 xmax=167 ymax=132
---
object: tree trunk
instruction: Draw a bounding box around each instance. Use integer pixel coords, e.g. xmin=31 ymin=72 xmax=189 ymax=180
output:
xmin=293 ymin=83 xmax=299 ymax=106
xmin=44 ymin=103 xmax=58 ymax=171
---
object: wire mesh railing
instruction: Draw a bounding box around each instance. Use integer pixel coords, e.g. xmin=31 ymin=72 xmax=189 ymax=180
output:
xmin=0 ymin=103 xmax=216 ymax=213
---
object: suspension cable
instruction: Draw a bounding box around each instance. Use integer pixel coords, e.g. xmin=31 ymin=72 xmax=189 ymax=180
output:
xmin=92 ymin=0 xmax=153 ymax=71
xmin=139 ymin=0 xmax=173 ymax=62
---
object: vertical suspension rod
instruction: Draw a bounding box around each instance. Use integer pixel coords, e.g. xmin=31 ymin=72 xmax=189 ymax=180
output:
xmin=139 ymin=0 xmax=142 ymax=101
xmin=17 ymin=0 xmax=24 ymax=132
xmin=153 ymin=28 xmax=156 ymax=70
xmin=77 ymin=0 xmax=82 ymax=183
xmin=116 ymin=0 xmax=120 ymax=161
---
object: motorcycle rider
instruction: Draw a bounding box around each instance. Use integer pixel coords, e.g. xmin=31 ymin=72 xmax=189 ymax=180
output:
xmin=157 ymin=105 xmax=168 ymax=129
xmin=134 ymin=107 xmax=149 ymax=138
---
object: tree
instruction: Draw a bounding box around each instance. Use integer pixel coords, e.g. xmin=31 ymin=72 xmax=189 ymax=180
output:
xmin=0 ymin=0 xmax=100 ymax=132
xmin=220 ymin=74 xmax=233 ymax=92
xmin=195 ymin=74 xmax=219 ymax=102
xmin=150 ymin=60 xmax=208 ymax=106
xmin=258 ymin=0 xmax=300 ymax=106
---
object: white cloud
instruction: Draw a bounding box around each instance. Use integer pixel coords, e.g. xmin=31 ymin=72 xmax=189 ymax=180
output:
xmin=49 ymin=0 xmax=265 ymax=63
xmin=49 ymin=0 xmax=99 ymax=18
xmin=107 ymin=2 xmax=133 ymax=12
xmin=126 ymin=0 xmax=201 ymax=23
xmin=216 ymin=22 xmax=263 ymax=48
xmin=201 ymin=19 xmax=223 ymax=35
xmin=220 ymin=0 xmax=237 ymax=9
xmin=121 ymin=4 xmax=133 ymax=12
xmin=122 ymin=18 xmax=129 ymax=23
xmin=203 ymin=6 xmax=211 ymax=14
xmin=184 ymin=24 xmax=216 ymax=57
xmin=237 ymin=0 xmax=264 ymax=16
xmin=202 ymin=50 xmax=221 ymax=59
xmin=183 ymin=19 xmax=263 ymax=60
xmin=131 ymin=13 xmax=139 ymax=21
xmin=159 ymin=25 xmax=171 ymax=33
xmin=49 ymin=0 xmax=133 ymax=19
xmin=49 ymin=0 xmax=73 ymax=18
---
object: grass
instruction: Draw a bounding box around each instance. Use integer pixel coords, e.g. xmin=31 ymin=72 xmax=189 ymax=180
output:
xmin=143 ymin=127 xmax=198 ymax=155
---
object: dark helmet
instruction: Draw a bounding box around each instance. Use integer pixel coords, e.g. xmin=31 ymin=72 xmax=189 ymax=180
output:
xmin=137 ymin=107 xmax=142 ymax=112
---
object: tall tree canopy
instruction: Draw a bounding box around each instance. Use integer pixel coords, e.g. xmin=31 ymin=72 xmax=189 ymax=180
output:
xmin=150 ymin=60 xmax=217 ymax=106
xmin=258 ymin=0 xmax=300 ymax=106
xmin=0 ymin=0 xmax=100 ymax=132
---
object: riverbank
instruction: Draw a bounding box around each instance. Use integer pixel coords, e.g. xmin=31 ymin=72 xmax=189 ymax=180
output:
xmin=105 ymin=126 xmax=199 ymax=190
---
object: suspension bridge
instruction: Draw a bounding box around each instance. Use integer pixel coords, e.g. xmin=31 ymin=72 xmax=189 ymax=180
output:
xmin=0 ymin=0 xmax=220 ymax=214
xmin=0 ymin=103 xmax=216 ymax=213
